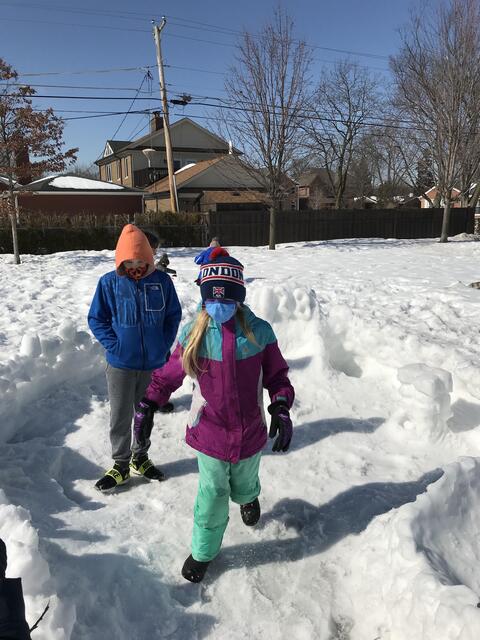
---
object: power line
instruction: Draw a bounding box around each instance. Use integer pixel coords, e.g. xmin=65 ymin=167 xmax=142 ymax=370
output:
xmin=0 ymin=1 xmax=151 ymax=22
xmin=0 ymin=17 xmax=151 ymax=34
xmin=4 ymin=89 xmax=418 ymax=129
xmin=166 ymin=16 xmax=390 ymax=61
xmin=0 ymin=2 xmax=391 ymax=62
xmin=15 ymin=107 xmax=158 ymax=122
xmin=17 ymin=65 xmax=156 ymax=78
xmin=64 ymin=110 xmax=153 ymax=122
xmin=126 ymin=117 xmax=151 ymax=141
xmin=0 ymin=82 xmax=153 ymax=92
xmin=109 ymin=71 xmax=153 ymax=139
xmin=166 ymin=64 xmax=225 ymax=76
xmin=4 ymin=93 xmax=161 ymax=101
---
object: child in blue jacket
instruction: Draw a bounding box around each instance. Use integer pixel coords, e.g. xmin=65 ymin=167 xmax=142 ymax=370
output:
xmin=88 ymin=224 xmax=182 ymax=492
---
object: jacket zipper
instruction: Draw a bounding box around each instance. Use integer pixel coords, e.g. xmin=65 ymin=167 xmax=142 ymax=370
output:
xmin=136 ymin=280 xmax=146 ymax=369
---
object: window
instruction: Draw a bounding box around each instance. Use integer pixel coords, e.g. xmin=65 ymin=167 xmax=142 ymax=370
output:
xmin=123 ymin=156 xmax=129 ymax=178
xmin=116 ymin=160 xmax=121 ymax=181
xmin=106 ymin=163 xmax=112 ymax=182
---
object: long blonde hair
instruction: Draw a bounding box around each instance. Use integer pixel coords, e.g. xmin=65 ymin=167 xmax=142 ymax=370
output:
xmin=182 ymin=306 xmax=257 ymax=377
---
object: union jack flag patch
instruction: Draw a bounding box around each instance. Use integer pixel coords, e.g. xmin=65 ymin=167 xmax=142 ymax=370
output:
xmin=213 ymin=286 xmax=225 ymax=298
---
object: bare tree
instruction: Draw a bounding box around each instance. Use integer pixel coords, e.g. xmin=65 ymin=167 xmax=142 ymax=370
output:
xmin=359 ymin=124 xmax=424 ymax=205
xmin=391 ymin=0 xmax=480 ymax=241
xmin=222 ymin=8 xmax=311 ymax=249
xmin=70 ymin=162 xmax=98 ymax=180
xmin=0 ymin=58 xmax=77 ymax=263
xmin=304 ymin=61 xmax=382 ymax=209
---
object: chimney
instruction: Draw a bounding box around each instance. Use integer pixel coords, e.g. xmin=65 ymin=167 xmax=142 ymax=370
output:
xmin=150 ymin=111 xmax=164 ymax=133
xmin=15 ymin=145 xmax=32 ymax=185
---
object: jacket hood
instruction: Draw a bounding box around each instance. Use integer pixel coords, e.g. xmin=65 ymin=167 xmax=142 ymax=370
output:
xmin=115 ymin=224 xmax=154 ymax=276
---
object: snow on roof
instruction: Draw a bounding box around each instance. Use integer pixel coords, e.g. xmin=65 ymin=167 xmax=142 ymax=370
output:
xmin=175 ymin=163 xmax=196 ymax=174
xmin=28 ymin=174 xmax=59 ymax=185
xmin=50 ymin=176 xmax=125 ymax=190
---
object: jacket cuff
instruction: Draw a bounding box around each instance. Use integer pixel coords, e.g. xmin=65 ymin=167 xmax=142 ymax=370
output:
xmin=268 ymin=399 xmax=289 ymax=414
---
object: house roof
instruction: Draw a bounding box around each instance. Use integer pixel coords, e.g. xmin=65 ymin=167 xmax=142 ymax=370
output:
xmin=423 ymin=186 xmax=461 ymax=197
xmin=96 ymin=118 xmax=240 ymax=166
xmin=145 ymin=156 xmax=268 ymax=196
xmin=106 ymin=140 xmax=130 ymax=153
xmin=18 ymin=174 xmax=143 ymax=193
xmin=125 ymin=117 xmax=234 ymax=152
xmin=145 ymin=157 xmax=225 ymax=193
xmin=298 ymin=168 xmax=331 ymax=187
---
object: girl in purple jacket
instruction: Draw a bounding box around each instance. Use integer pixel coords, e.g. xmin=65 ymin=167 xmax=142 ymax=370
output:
xmin=134 ymin=249 xmax=295 ymax=582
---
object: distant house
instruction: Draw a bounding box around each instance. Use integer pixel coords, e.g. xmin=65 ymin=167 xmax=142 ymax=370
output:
xmin=297 ymin=169 xmax=335 ymax=209
xmin=14 ymin=175 xmax=144 ymax=217
xmin=419 ymin=186 xmax=462 ymax=208
xmin=296 ymin=168 xmax=357 ymax=209
xmin=144 ymin=155 xmax=269 ymax=213
xmin=95 ymin=115 xmax=239 ymax=190
xmin=353 ymin=195 xmax=379 ymax=209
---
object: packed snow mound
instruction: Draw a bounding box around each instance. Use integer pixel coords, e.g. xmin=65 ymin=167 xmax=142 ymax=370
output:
xmin=0 ymin=320 xmax=103 ymax=444
xmin=0 ymin=490 xmax=75 ymax=639
xmin=343 ymin=458 xmax=480 ymax=640
xmin=248 ymin=285 xmax=326 ymax=362
xmin=394 ymin=363 xmax=453 ymax=441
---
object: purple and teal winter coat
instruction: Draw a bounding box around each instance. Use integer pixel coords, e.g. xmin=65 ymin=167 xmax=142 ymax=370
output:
xmin=144 ymin=306 xmax=294 ymax=463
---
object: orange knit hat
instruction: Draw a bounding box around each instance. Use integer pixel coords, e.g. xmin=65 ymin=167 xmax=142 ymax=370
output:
xmin=115 ymin=224 xmax=154 ymax=274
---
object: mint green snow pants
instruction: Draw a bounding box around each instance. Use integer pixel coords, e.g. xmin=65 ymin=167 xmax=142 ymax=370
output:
xmin=191 ymin=451 xmax=262 ymax=562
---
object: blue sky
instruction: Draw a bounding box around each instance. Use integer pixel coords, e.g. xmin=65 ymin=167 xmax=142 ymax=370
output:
xmin=0 ymin=0 xmax=419 ymax=167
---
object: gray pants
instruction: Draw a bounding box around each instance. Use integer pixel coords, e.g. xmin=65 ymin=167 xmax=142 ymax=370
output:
xmin=105 ymin=363 xmax=153 ymax=467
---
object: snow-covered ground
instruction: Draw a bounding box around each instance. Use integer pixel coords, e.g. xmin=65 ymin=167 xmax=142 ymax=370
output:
xmin=1 ymin=236 xmax=480 ymax=640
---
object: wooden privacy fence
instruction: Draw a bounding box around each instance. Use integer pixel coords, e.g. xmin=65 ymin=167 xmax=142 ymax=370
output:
xmin=0 ymin=222 xmax=207 ymax=254
xmin=205 ymin=208 xmax=475 ymax=246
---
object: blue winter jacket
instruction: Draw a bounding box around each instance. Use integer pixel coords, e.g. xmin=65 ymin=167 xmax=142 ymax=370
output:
xmin=88 ymin=270 xmax=182 ymax=371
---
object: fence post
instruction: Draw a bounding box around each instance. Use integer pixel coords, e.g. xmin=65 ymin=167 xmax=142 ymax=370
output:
xmin=269 ymin=206 xmax=276 ymax=250
xmin=203 ymin=212 xmax=210 ymax=246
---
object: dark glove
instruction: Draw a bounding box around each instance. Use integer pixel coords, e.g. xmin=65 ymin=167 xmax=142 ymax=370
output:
xmin=268 ymin=401 xmax=292 ymax=452
xmin=0 ymin=538 xmax=6 ymax=579
xmin=133 ymin=398 xmax=158 ymax=447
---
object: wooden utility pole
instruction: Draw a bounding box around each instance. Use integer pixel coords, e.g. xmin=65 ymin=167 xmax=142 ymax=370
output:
xmin=153 ymin=18 xmax=179 ymax=213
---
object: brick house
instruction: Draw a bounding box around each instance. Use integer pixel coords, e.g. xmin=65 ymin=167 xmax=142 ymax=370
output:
xmin=14 ymin=175 xmax=144 ymax=217
xmin=419 ymin=186 xmax=462 ymax=208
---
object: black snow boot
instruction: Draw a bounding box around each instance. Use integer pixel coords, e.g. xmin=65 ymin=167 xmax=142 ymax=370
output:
xmin=240 ymin=498 xmax=261 ymax=526
xmin=130 ymin=455 xmax=166 ymax=481
xmin=95 ymin=463 xmax=130 ymax=492
xmin=181 ymin=555 xmax=210 ymax=583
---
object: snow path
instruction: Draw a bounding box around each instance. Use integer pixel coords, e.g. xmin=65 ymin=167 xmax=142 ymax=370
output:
xmin=1 ymin=238 xmax=480 ymax=639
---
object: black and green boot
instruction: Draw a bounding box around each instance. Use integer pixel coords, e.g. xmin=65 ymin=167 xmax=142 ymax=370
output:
xmin=95 ymin=463 xmax=130 ymax=493
xmin=130 ymin=455 xmax=166 ymax=481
